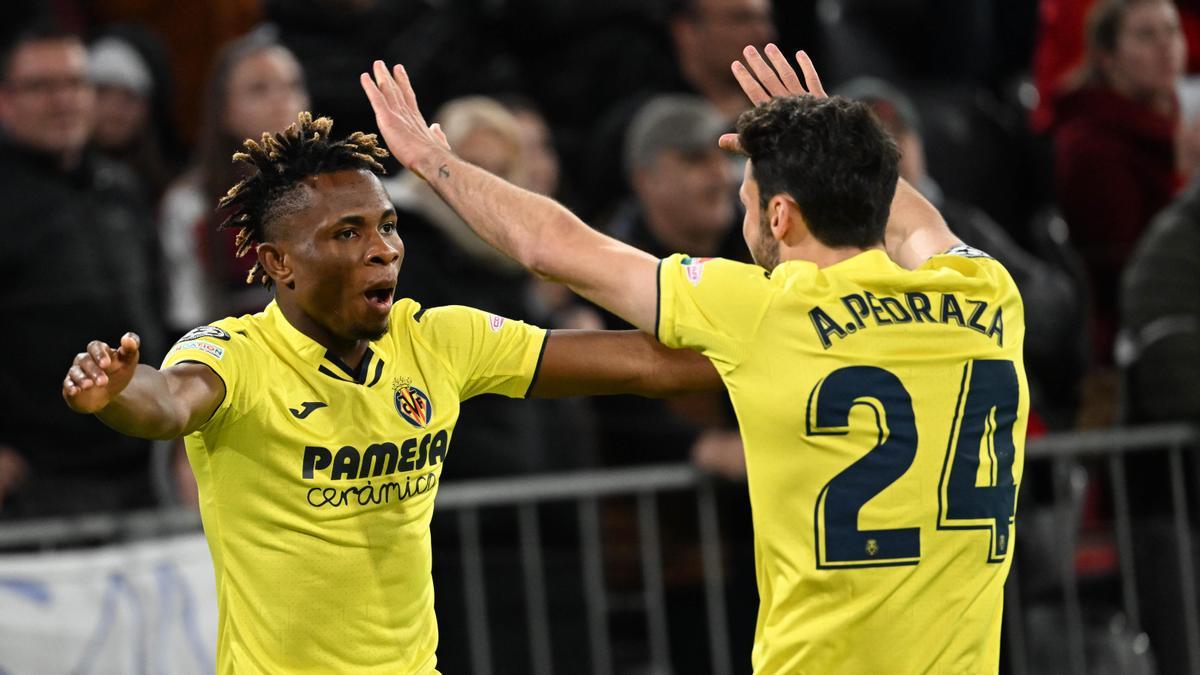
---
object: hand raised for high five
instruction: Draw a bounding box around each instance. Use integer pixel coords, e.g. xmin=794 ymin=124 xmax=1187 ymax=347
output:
xmin=734 ymin=44 xmax=827 ymax=104
xmin=62 ymin=333 xmax=141 ymax=414
xmin=359 ymin=61 xmax=451 ymax=179
xmin=720 ymin=44 xmax=828 ymax=154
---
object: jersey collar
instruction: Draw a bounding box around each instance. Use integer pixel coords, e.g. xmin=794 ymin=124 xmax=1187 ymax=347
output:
xmin=776 ymin=248 xmax=897 ymax=276
xmin=263 ymin=301 xmax=386 ymax=387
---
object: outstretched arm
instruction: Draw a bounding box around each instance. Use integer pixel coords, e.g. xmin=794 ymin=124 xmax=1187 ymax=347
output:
xmin=62 ymin=333 xmax=224 ymax=440
xmin=724 ymin=45 xmax=959 ymax=269
xmin=361 ymin=63 xmax=659 ymax=333
xmin=529 ymin=330 xmax=723 ymax=398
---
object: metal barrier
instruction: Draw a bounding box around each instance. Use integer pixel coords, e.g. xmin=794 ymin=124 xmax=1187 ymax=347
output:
xmin=435 ymin=464 xmax=732 ymax=675
xmin=1012 ymin=424 xmax=1200 ymax=675
xmin=1 ymin=424 xmax=1198 ymax=674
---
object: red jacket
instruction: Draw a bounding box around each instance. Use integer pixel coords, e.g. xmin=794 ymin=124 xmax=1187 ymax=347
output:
xmin=1032 ymin=0 xmax=1200 ymax=131
xmin=1053 ymin=86 xmax=1180 ymax=362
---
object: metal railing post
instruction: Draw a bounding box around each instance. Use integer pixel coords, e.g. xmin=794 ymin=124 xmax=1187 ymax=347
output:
xmin=1108 ymin=453 xmax=1141 ymax=630
xmin=697 ymin=480 xmax=732 ymax=675
xmin=459 ymin=509 xmax=492 ymax=675
xmin=579 ymin=497 xmax=612 ymax=675
xmin=518 ymin=503 xmax=553 ymax=675
xmin=1052 ymin=458 xmax=1087 ymax=675
xmin=1168 ymin=446 xmax=1200 ymax=673
xmin=636 ymin=492 xmax=671 ymax=671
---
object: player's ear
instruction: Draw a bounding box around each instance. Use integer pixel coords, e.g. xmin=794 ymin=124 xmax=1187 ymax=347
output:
xmin=767 ymin=193 xmax=799 ymax=242
xmin=258 ymin=243 xmax=294 ymax=290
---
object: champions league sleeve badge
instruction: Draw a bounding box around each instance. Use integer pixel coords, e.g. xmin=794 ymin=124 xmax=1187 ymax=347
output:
xmin=393 ymin=377 xmax=433 ymax=429
xmin=178 ymin=325 xmax=232 ymax=342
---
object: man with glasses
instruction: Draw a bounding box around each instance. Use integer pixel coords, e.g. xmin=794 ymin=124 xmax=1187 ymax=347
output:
xmin=0 ymin=26 xmax=164 ymax=518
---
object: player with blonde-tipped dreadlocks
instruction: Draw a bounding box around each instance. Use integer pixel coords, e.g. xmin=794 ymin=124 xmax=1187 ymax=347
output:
xmin=60 ymin=111 xmax=721 ymax=673
xmin=220 ymin=112 xmax=389 ymax=285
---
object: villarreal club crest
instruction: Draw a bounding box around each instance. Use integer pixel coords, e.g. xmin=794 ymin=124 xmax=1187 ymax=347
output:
xmin=393 ymin=377 xmax=433 ymax=429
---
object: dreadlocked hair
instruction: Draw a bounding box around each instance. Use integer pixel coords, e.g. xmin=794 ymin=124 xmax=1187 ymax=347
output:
xmin=218 ymin=111 xmax=390 ymax=286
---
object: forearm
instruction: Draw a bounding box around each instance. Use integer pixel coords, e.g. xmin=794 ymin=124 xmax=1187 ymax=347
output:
xmin=883 ymin=178 xmax=957 ymax=270
xmin=94 ymin=364 xmax=190 ymax=440
xmin=413 ymin=149 xmax=584 ymax=280
xmin=531 ymin=330 xmax=723 ymax=398
xmin=412 ymin=149 xmax=659 ymax=330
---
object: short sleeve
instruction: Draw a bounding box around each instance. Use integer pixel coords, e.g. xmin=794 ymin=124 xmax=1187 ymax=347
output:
xmin=161 ymin=323 xmax=255 ymax=427
xmin=414 ymin=305 xmax=549 ymax=400
xmin=656 ymin=254 xmax=772 ymax=368
xmin=921 ymin=245 xmax=1022 ymax=299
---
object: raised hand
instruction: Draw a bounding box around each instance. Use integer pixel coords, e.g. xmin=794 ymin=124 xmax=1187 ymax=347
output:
xmin=359 ymin=61 xmax=451 ymax=178
xmin=62 ymin=332 xmax=141 ymax=414
xmin=720 ymin=44 xmax=828 ymax=154
xmin=733 ymin=44 xmax=826 ymax=104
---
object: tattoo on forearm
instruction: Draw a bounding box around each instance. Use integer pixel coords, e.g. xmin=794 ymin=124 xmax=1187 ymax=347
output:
xmin=438 ymin=164 xmax=450 ymax=179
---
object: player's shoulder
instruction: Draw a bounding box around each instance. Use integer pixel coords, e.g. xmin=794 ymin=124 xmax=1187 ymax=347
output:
xmin=394 ymin=298 xmax=478 ymax=332
xmin=918 ymin=245 xmax=1022 ymax=313
xmin=392 ymin=299 xmax=491 ymax=346
xmin=921 ymin=244 xmax=1014 ymax=283
xmin=165 ymin=312 xmax=266 ymax=364
xmin=662 ymin=253 xmax=772 ymax=288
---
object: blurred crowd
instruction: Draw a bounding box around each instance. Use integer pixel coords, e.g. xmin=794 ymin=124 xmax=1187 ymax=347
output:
xmin=3 ymin=0 xmax=1200 ymax=671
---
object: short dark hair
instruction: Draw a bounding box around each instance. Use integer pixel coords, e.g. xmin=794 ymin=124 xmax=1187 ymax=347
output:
xmin=0 ymin=24 xmax=82 ymax=83
xmin=219 ymin=111 xmax=389 ymax=286
xmin=736 ymin=95 xmax=900 ymax=249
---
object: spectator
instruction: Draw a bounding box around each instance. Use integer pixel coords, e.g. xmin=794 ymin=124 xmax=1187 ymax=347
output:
xmin=840 ymin=77 xmax=1086 ymax=430
xmin=575 ymin=0 xmax=776 ymax=219
xmin=601 ymin=95 xmax=744 ymax=469
xmin=668 ymin=0 xmax=777 ymax=122
xmin=1032 ymin=0 xmax=1200 ymax=132
xmin=1052 ymin=0 xmax=1186 ymax=367
xmin=498 ymin=95 xmax=582 ymax=322
xmin=158 ymin=30 xmax=308 ymax=333
xmin=0 ymin=26 xmax=163 ymax=517
xmin=597 ymin=94 xmax=754 ymax=672
xmin=1121 ymin=179 xmax=1200 ymax=424
xmin=1118 ymin=177 xmax=1200 ymax=675
xmin=499 ymin=94 xmax=563 ymax=202
xmin=88 ymin=34 xmax=170 ymax=202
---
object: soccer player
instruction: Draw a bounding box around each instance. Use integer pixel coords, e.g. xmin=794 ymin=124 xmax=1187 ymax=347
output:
xmin=361 ymin=45 xmax=1027 ymax=673
xmin=61 ymin=113 xmax=722 ymax=673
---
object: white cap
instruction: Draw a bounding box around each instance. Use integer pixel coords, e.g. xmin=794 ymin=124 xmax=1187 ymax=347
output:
xmin=88 ymin=37 xmax=153 ymax=97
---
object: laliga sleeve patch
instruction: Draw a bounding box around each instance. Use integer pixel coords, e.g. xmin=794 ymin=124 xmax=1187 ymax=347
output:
xmin=487 ymin=313 xmax=506 ymax=332
xmin=681 ymin=257 xmax=713 ymax=286
xmin=178 ymin=325 xmax=232 ymax=342
xmin=170 ymin=340 xmax=225 ymax=360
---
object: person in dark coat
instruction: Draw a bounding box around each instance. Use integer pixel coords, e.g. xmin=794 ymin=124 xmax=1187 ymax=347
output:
xmin=0 ymin=27 xmax=163 ymax=518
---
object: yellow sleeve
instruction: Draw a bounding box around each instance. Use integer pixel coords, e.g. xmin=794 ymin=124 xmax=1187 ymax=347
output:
xmin=160 ymin=322 xmax=257 ymax=428
xmin=656 ymin=254 xmax=772 ymax=368
xmin=921 ymin=245 xmax=1023 ymax=305
xmin=414 ymin=305 xmax=549 ymax=400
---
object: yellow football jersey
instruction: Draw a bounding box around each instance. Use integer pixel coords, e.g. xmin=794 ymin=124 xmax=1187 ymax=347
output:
xmin=161 ymin=299 xmax=547 ymax=674
xmin=658 ymin=247 xmax=1028 ymax=674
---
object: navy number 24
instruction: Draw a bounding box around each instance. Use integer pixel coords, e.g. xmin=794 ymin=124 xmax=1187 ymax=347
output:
xmin=806 ymin=360 xmax=1020 ymax=568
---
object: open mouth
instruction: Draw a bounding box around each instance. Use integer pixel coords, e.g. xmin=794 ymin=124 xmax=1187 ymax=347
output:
xmin=363 ymin=286 xmax=395 ymax=311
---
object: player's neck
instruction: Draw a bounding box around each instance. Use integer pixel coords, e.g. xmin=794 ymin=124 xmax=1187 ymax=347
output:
xmin=783 ymin=243 xmax=882 ymax=269
xmin=277 ymin=299 xmax=371 ymax=369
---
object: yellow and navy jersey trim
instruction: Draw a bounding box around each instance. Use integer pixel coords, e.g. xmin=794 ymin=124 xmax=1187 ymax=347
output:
xmin=522 ymin=329 xmax=552 ymax=398
xmin=317 ymin=347 xmax=387 ymax=387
